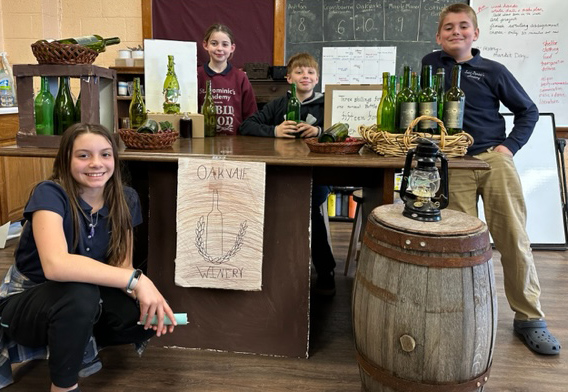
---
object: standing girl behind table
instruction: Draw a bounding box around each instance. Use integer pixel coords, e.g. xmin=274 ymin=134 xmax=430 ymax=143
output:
xmin=197 ymin=23 xmax=258 ymax=135
xmin=0 ymin=123 xmax=176 ymax=392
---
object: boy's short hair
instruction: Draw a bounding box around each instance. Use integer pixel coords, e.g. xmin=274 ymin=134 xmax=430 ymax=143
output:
xmin=286 ymin=53 xmax=319 ymax=75
xmin=438 ymin=3 xmax=478 ymax=33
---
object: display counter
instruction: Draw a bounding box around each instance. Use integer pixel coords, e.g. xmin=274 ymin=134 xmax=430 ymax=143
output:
xmin=0 ymin=136 xmax=489 ymax=357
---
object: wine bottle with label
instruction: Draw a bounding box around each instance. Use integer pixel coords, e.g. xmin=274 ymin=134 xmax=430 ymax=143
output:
xmin=50 ymin=35 xmax=120 ymax=53
xmin=396 ymin=66 xmax=417 ymax=133
xmin=443 ymin=65 xmax=465 ymax=135
xmin=418 ymin=65 xmax=438 ymax=133
xmin=34 ymin=76 xmax=54 ymax=135
xmin=54 ymin=76 xmax=75 ymax=135
xmin=202 ymin=79 xmax=217 ymax=137
xmin=163 ymin=55 xmax=180 ymax=114
xmin=129 ymin=77 xmax=147 ymax=130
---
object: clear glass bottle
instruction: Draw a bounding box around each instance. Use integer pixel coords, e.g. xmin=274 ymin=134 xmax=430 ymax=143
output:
xmin=54 ymin=76 xmax=75 ymax=135
xmin=0 ymin=67 xmax=15 ymax=107
xmin=129 ymin=77 xmax=147 ymax=130
xmin=418 ymin=65 xmax=438 ymax=133
xmin=163 ymin=55 xmax=180 ymax=114
xmin=443 ymin=65 xmax=465 ymax=135
xmin=34 ymin=76 xmax=54 ymax=135
xmin=201 ymin=79 xmax=217 ymax=137
xmin=396 ymin=65 xmax=417 ymax=133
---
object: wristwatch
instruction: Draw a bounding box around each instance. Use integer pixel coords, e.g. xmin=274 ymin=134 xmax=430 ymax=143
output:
xmin=126 ymin=269 xmax=143 ymax=293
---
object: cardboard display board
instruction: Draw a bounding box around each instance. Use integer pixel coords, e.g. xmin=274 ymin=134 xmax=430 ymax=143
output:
xmin=175 ymin=158 xmax=266 ymax=290
xmin=323 ymin=84 xmax=382 ymax=137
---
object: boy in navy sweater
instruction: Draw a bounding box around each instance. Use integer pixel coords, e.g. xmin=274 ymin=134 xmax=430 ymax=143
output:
xmin=240 ymin=53 xmax=336 ymax=296
xmin=422 ymin=3 xmax=560 ymax=354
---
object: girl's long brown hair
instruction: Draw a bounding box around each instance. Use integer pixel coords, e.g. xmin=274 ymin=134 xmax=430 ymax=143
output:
xmin=50 ymin=123 xmax=132 ymax=267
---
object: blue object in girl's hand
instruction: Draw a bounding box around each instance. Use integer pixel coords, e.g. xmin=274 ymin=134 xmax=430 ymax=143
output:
xmin=138 ymin=313 xmax=188 ymax=326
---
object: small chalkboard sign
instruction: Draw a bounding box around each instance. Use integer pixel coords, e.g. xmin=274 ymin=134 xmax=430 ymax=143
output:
xmin=324 ymin=84 xmax=382 ymax=137
xmin=285 ymin=0 xmax=468 ymax=92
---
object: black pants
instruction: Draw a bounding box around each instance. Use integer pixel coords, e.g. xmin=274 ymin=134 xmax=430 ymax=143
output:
xmin=311 ymin=185 xmax=336 ymax=276
xmin=0 ymin=282 xmax=155 ymax=388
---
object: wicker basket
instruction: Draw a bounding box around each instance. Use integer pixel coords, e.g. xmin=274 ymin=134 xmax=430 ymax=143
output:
xmin=31 ymin=41 xmax=98 ymax=65
xmin=304 ymin=138 xmax=367 ymax=154
xmin=359 ymin=116 xmax=474 ymax=158
xmin=119 ymin=129 xmax=179 ymax=150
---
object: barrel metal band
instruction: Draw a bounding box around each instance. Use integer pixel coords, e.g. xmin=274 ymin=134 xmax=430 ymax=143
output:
xmin=356 ymin=350 xmax=491 ymax=392
xmin=363 ymin=222 xmax=492 ymax=268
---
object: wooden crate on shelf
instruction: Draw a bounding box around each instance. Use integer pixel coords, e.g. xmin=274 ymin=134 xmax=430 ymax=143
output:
xmin=13 ymin=64 xmax=117 ymax=148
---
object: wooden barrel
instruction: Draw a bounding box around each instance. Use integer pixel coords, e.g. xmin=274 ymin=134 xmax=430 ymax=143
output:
xmin=352 ymin=204 xmax=497 ymax=392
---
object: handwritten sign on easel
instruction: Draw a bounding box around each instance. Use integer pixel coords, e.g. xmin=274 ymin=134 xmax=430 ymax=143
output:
xmin=324 ymin=84 xmax=382 ymax=137
xmin=175 ymin=158 xmax=266 ymax=290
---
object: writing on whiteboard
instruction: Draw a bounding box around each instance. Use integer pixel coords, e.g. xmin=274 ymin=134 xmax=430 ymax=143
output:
xmin=475 ymin=0 xmax=568 ymax=125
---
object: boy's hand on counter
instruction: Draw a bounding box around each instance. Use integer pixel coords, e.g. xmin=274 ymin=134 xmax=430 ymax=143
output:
xmin=295 ymin=122 xmax=319 ymax=138
xmin=276 ymin=120 xmax=300 ymax=138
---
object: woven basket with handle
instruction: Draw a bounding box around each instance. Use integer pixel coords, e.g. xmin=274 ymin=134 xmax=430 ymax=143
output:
xmin=359 ymin=116 xmax=474 ymax=157
xmin=119 ymin=129 xmax=179 ymax=150
xmin=31 ymin=41 xmax=98 ymax=65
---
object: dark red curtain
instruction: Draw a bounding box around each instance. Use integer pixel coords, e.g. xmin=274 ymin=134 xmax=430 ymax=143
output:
xmin=152 ymin=0 xmax=274 ymax=68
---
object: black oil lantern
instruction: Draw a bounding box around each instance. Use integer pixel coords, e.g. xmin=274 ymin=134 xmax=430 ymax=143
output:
xmin=399 ymin=138 xmax=449 ymax=222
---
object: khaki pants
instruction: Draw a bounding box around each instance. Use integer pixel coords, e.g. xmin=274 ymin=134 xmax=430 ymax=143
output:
xmin=448 ymin=149 xmax=543 ymax=321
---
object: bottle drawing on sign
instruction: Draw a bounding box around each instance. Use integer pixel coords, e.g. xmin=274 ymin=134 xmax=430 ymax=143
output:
xmin=163 ymin=55 xmax=180 ymax=114
xmin=202 ymin=79 xmax=217 ymax=137
xmin=54 ymin=76 xmax=75 ymax=135
xmin=418 ymin=65 xmax=438 ymax=133
xmin=443 ymin=64 xmax=465 ymax=135
xmin=206 ymin=189 xmax=224 ymax=257
xmin=34 ymin=76 xmax=54 ymax=135
xmin=129 ymin=77 xmax=146 ymax=130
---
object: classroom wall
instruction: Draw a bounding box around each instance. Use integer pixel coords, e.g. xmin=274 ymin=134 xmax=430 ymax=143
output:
xmin=0 ymin=0 xmax=143 ymax=69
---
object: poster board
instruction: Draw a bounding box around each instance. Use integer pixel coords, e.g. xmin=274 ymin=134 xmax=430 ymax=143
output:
xmin=144 ymin=39 xmax=198 ymax=114
xmin=175 ymin=158 xmax=266 ymax=289
xmin=478 ymin=113 xmax=566 ymax=248
xmin=472 ymin=0 xmax=568 ymax=126
xmin=324 ymin=84 xmax=382 ymax=137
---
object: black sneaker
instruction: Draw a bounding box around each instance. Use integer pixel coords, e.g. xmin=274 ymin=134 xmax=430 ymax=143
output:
xmin=314 ymin=272 xmax=336 ymax=297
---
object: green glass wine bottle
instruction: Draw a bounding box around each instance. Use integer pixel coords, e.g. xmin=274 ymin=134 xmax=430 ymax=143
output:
xmin=53 ymin=76 xmax=75 ymax=135
xmin=396 ymin=66 xmax=417 ymax=133
xmin=443 ymin=65 xmax=465 ymax=135
xmin=163 ymin=55 xmax=180 ymax=114
xmin=75 ymin=91 xmax=81 ymax=122
xmin=380 ymin=74 xmax=396 ymax=132
xmin=418 ymin=65 xmax=438 ymax=133
xmin=411 ymin=71 xmax=420 ymax=94
xmin=129 ymin=77 xmax=147 ymax=130
xmin=34 ymin=76 xmax=54 ymax=135
xmin=286 ymin=83 xmax=302 ymax=138
xmin=435 ymin=68 xmax=446 ymax=133
xmin=202 ymin=79 xmax=217 ymax=137
xmin=376 ymin=72 xmax=389 ymax=129
xmin=52 ymin=35 xmax=120 ymax=52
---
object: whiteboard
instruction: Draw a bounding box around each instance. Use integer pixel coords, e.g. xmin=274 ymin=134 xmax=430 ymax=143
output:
xmin=472 ymin=0 xmax=568 ymax=126
xmin=478 ymin=113 xmax=566 ymax=248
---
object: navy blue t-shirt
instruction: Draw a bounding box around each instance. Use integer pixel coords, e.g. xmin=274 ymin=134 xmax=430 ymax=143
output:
xmin=15 ymin=181 xmax=142 ymax=283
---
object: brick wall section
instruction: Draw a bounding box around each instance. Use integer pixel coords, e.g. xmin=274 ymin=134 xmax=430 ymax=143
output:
xmin=0 ymin=0 xmax=143 ymax=68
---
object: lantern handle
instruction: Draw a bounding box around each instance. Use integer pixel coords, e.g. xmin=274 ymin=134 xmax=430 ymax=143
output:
xmin=435 ymin=151 xmax=449 ymax=209
xmin=399 ymin=147 xmax=416 ymax=203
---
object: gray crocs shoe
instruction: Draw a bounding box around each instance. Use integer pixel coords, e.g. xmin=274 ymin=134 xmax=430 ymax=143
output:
xmin=514 ymin=320 xmax=562 ymax=355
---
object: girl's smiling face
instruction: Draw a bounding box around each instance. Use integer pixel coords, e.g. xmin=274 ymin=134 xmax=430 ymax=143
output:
xmin=71 ymin=132 xmax=114 ymax=194
xmin=203 ymin=31 xmax=235 ymax=65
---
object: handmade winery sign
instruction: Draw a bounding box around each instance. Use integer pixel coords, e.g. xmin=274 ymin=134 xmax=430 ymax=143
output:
xmin=175 ymin=158 xmax=266 ymax=290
